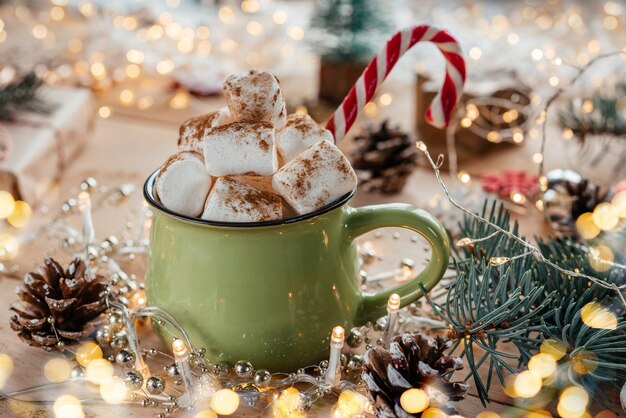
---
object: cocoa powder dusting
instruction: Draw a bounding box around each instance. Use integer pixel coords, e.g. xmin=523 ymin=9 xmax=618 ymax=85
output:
xmin=220 ymin=178 xmax=280 ymax=221
xmin=158 ymin=153 xmax=186 ymax=176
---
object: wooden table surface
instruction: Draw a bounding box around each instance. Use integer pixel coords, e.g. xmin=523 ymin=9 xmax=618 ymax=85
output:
xmin=0 ymin=72 xmax=619 ymax=417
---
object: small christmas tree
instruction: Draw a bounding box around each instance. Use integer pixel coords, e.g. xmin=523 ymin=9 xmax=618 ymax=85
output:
xmin=310 ymin=0 xmax=391 ymax=104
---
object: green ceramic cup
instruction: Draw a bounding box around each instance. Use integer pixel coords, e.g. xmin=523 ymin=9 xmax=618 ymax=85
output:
xmin=144 ymin=170 xmax=449 ymax=371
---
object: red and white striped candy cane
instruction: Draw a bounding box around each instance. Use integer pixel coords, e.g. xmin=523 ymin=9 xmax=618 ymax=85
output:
xmin=326 ymin=25 xmax=466 ymax=142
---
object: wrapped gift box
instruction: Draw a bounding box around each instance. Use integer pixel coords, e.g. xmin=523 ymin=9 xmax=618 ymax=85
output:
xmin=0 ymin=86 xmax=95 ymax=204
xmin=416 ymin=75 xmax=531 ymax=170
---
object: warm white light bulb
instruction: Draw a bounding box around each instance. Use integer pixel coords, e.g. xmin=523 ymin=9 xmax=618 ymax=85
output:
xmin=387 ymin=293 xmax=401 ymax=314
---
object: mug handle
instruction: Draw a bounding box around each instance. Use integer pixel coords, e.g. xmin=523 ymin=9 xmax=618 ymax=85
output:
xmin=344 ymin=203 xmax=450 ymax=325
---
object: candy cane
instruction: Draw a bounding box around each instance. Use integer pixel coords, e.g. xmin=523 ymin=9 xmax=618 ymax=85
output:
xmin=326 ymin=25 xmax=466 ymax=142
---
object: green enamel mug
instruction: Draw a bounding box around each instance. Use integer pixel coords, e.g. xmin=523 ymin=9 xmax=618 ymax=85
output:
xmin=144 ymin=170 xmax=449 ymax=371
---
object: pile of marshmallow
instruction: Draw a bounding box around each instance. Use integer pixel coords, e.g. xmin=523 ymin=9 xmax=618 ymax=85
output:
xmin=154 ymin=70 xmax=358 ymax=223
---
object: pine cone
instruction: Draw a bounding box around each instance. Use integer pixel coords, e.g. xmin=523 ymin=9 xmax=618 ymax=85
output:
xmin=351 ymin=120 xmax=418 ymax=194
xmin=566 ymin=178 xmax=608 ymax=220
xmin=362 ymin=333 xmax=469 ymax=417
xmin=10 ymin=258 xmax=108 ymax=350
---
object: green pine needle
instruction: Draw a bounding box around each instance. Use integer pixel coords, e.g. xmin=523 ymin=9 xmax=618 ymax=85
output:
xmin=0 ymin=72 xmax=50 ymax=121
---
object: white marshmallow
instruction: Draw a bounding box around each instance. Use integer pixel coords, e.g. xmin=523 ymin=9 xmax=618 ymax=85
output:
xmin=223 ymin=70 xmax=287 ymax=130
xmin=229 ymin=175 xmax=274 ymax=193
xmin=155 ymin=152 xmax=212 ymax=217
xmin=276 ymin=113 xmax=334 ymax=162
xmin=272 ymin=140 xmax=357 ymax=215
xmin=231 ymin=175 xmax=297 ymax=218
xmin=201 ymin=177 xmax=282 ymax=222
xmin=203 ymin=122 xmax=278 ymax=177
xmin=178 ymin=107 xmax=232 ymax=152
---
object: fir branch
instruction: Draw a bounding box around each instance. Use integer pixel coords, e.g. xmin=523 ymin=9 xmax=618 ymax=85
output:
xmin=558 ymin=84 xmax=626 ymax=142
xmin=425 ymin=201 xmax=626 ymax=407
xmin=0 ymin=72 xmax=50 ymax=121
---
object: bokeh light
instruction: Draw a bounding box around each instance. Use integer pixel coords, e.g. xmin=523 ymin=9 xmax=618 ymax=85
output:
xmin=513 ymin=371 xmax=542 ymax=398
xmin=334 ymin=390 xmax=371 ymax=417
xmin=210 ymin=388 xmax=240 ymax=416
xmin=589 ymin=245 xmax=614 ymax=272
xmin=53 ymin=395 xmax=84 ymax=418
xmin=571 ymin=350 xmax=598 ymax=375
xmin=476 ymin=412 xmax=500 ymax=418
xmin=524 ymin=411 xmax=552 ymax=417
xmin=0 ymin=353 xmax=14 ymax=389
xmin=7 ymin=200 xmax=32 ymax=227
xmin=76 ymin=341 xmax=103 ymax=367
xmin=421 ymin=408 xmax=447 ymax=418
xmin=85 ymin=358 xmax=114 ymax=385
xmin=611 ymin=191 xmax=626 ymax=217
xmin=581 ymin=301 xmax=617 ymax=329
xmin=0 ymin=234 xmax=19 ymax=260
xmin=576 ymin=212 xmax=600 ymax=240
xmin=557 ymin=386 xmax=589 ymax=417
xmin=399 ymin=388 xmax=429 ymax=414
xmin=528 ymin=353 xmax=557 ymax=378
xmin=0 ymin=190 xmax=15 ymax=218
xmin=99 ymin=377 xmax=128 ymax=404
xmin=194 ymin=411 xmax=218 ymax=418
xmin=44 ymin=357 xmax=72 ymax=383
xmin=592 ymin=202 xmax=619 ymax=230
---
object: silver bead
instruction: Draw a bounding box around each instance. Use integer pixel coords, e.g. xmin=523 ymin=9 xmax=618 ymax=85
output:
xmin=240 ymin=384 xmax=260 ymax=407
xmin=146 ymin=376 xmax=166 ymax=395
xmin=108 ymin=312 xmax=124 ymax=326
xmin=71 ymin=365 xmax=84 ymax=378
xmin=166 ymin=363 xmax=179 ymax=377
xmin=400 ymin=258 xmax=415 ymax=269
xmin=347 ymin=354 xmax=364 ymax=372
xmin=319 ymin=360 xmax=329 ymax=370
xmin=361 ymin=248 xmax=376 ymax=264
xmin=235 ymin=361 xmax=254 ymax=378
xmin=141 ymin=399 xmax=150 ymax=407
xmin=374 ymin=317 xmax=387 ymax=331
xmin=252 ymin=369 xmax=271 ymax=388
xmin=96 ymin=325 xmax=113 ymax=345
xmin=146 ymin=347 xmax=158 ymax=357
xmin=212 ymin=363 xmax=230 ymax=378
xmin=110 ymin=332 xmax=128 ymax=350
xmin=347 ymin=328 xmax=363 ymax=348
xmin=124 ymin=371 xmax=143 ymax=390
xmin=116 ymin=349 xmax=136 ymax=367
xmin=80 ymin=177 xmax=97 ymax=191
xmin=56 ymin=341 xmax=65 ymax=349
